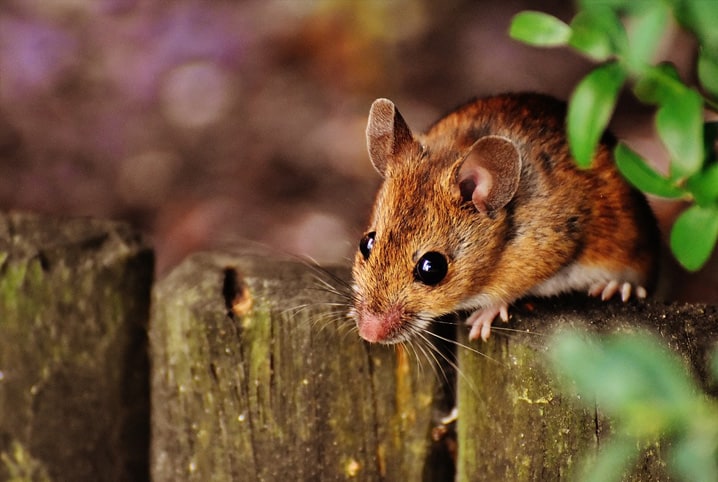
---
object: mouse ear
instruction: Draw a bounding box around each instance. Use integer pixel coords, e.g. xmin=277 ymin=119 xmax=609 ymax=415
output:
xmin=454 ymin=136 xmax=521 ymax=212
xmin=366 ymin=98 xmax=419 ymax=177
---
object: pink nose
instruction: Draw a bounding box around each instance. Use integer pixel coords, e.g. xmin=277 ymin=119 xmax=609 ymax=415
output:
xmin=357 ymin=309 xmax=401 ymax=343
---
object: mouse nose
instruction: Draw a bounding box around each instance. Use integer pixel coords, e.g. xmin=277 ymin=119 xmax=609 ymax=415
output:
xmin=357 ymin=307 xmax=402 ymax=343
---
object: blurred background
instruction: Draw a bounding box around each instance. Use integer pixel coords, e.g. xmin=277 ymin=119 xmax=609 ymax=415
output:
xmin=0 ymin=0 xmax=713 ymax=300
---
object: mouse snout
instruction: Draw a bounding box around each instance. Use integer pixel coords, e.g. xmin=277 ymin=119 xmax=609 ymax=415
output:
xmin=356 ymin=305 xmax=404 ymax=344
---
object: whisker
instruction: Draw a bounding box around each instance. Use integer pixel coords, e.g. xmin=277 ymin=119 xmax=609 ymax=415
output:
xmin=304 ymin=301 xmax=351 ymax=309
xmin=306 ymin=281 xmax=351 ymax=299
xmin=415 ymin=330 xmax=481 ymax=397
xmin=429 ymin=317 xmax=462 ymax=325
xmin=414 ymin=332 xmax=454 ymax=388
xmin=489 ymin=327 xmax=548 ymax=352
xmin=304 ymin=263 xmax=353 ymax=292
xmin=311 ymin=310 xmax=352 ymax=333
xmin=282 ymin=304 xmax=311 ymax=317
xmin=340 ymin=324 xmax=359 ymax=343
xmin=402 ymin=340 xmax=427 ymax=378
xmin=424 ymin=329 xmax=503 ymax=366
xmin=490 ymin=325 xmax=548 ymax=337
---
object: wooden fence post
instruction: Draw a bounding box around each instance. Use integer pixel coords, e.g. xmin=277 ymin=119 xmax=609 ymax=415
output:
xmin=7 ymin=211 xmax=714 ymax=481
xmin=455 ymin=296 xmax=718 ymax=481
xmin=0 ymin=212 xmax=153 ymax=481
xmin=152 ymin=248 xmax=718 ymax=481
xmin=150 ymin=249 xmax=453 ymax=481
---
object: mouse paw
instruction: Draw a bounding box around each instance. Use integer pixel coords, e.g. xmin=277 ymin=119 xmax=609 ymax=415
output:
xmin=588 ymin=280 xmax=647 ymax=302
xmin=466 ymin=302 xmax=509 ymax=342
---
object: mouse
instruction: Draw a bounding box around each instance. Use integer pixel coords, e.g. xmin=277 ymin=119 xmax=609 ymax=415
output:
xmin=350 ymin=93 xmax=659 ymax=344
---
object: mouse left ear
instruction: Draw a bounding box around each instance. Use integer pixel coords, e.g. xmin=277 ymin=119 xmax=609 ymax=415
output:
xmin=454 ymin=136 xmax=521 ymax=212
xmin=366 ymin=98 xmax=420 ymax=177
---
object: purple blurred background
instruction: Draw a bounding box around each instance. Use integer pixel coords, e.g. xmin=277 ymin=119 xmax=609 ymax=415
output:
xmin=1 ymin=0 xmax=713 ymax=301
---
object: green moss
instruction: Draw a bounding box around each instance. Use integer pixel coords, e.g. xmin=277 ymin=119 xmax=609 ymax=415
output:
xmin=0 ymin=214 xmax=152 ymax=481
xmin=1 ymin=439 xmax=51 ymax=482
xmin=456 ymin=333 xmax=596 ymax=481
xmin=0 ymin=259 xmax=28 ymax=315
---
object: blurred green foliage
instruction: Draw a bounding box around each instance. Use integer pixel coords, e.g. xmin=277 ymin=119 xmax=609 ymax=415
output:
xmin=511 ymin=2 xmax=718 ymax=480
xmin=549 ymin=330 xmax=718 ymax=482
xmin=510 ymin=0 xmax=718 ymax=271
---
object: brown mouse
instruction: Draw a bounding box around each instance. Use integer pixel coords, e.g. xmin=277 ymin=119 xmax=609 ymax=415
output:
xmin=350 ymin=93 xmax=658 ymax=343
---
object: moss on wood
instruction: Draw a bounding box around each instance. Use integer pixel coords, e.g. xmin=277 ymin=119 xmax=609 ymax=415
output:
xmin=0 ymin=212 xmax=153 ymax=482
xmin=150 ymin=249 xmax=448 ymax=481
xmin=456 ymin=297 xmax=718 ymax=481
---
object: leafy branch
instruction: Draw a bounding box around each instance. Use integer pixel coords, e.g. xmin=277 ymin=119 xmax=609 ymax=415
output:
xmin=510 ymin=3 xmax=718 ymax=480
xmin=509 ymin=0 xmax=718 ymax=270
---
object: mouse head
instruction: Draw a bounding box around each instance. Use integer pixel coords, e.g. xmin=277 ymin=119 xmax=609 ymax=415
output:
xmin=351 ymin=98 xmax=522 ymax=344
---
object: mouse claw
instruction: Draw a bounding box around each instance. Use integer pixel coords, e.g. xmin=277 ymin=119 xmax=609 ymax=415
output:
xmin=620 ymin=282 xmax=632 ymax=302
xmin=588 ymin=280 xmax=648 ymax=302
xmin=466 ymin=302 xmax=509 ymax=342
xmin=499 ymin=304 xmax=509 ymax=322
xmin=601 ymin=280 xmax=619 ymax=300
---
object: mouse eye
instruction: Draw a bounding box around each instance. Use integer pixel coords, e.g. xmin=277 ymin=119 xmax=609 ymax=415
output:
xmin=359 ymin=232 xmax=376 ymax=260
xmin=414 ymin=252 xmax=448 ymax=286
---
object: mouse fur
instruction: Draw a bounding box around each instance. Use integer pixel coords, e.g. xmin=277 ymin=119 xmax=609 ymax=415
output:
xmin=351 ymin=93 xmax=658 ymax=344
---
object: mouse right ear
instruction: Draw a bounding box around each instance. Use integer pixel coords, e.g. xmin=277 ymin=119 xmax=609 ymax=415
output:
xmin=366 ymin=99 xmax=419 ymax=177
xmin=454 ymin=136 xmax=522 ymax=213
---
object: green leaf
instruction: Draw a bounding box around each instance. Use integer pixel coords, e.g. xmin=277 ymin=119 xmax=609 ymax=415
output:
xmin=578 ymin=0 xmax=653 ymax=14
xmin=577 ymin=435 xmax=639 ymax=482
xmin=657 ymin=88 xmax=705 ymax=179
xmin=687 ymin=163 xmax=718 ymax=206
xmin=633 ymin=63 xmax=682 ymax=105
xmin=631 ymin=65 xmax=706 ymax=179
xmin=615 ymin=142 xmax=685 ymax=198
xmin=624 ymin=3 xmax=669 ymax=70
xmin=670 ymin=204 xmax=718 ymax=271
xmin=672 ymin=0 xmax=718 ymax=56
xmin=698 ymin=49 xmax=718 ymax=99
xmin=568 ymin=62 xmax=627 ymax=168
xmin=549 ymin=331 xmax=698 ymax=433
xmin=670 ymin=433 xmax=718 ymax=482
xmin=568 ymin=8 xmax=626 ymax=61
xmin=509 ymin=11 xmax=571 ymax=47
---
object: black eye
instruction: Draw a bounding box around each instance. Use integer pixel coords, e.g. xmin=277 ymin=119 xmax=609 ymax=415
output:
xmin=414 ymin=252 xmax=448 ymax=286
xmin=359 ymin=232 xmax=376 ymax=260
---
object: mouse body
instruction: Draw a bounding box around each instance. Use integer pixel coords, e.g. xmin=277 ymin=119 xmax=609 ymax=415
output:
xmin=350 ymin=93 xmax=658 ymax=344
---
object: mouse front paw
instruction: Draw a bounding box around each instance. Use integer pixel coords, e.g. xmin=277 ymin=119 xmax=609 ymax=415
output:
xmin=588 ymin=280 xmax=647 ymax=302
xmin=466 ymin=302 xmax=509 ymax=342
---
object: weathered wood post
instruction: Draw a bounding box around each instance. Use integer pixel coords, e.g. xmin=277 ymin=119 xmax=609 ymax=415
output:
xmin=456 ymin=297 xmax=718 ymax=481
xmin=152 ymin=246 xmax=718 ymax=481
xmin=0 ymin=212 xmax=153 ymax=481
xmin=150 ymin=249 xmax=453 ymax=481
xmin=7 ymin=210 xmax=713 ymax=480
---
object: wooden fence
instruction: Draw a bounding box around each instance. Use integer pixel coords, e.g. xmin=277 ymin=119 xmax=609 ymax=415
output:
xmin=2 ymin=212 xmax=716 ymax=481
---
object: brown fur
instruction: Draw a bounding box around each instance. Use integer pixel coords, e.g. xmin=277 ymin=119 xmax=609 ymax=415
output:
xmin=352 ymin=93 xmax=659 ymax=343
